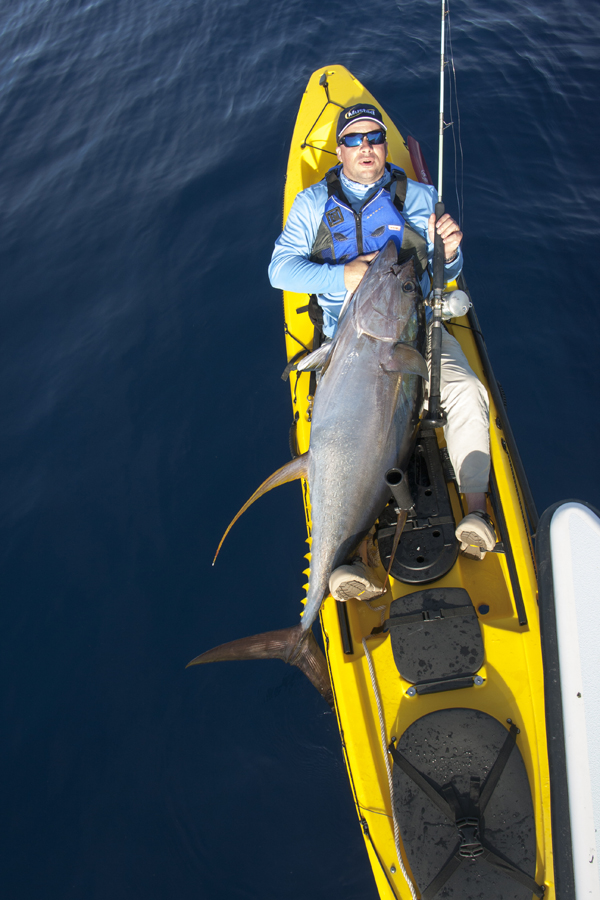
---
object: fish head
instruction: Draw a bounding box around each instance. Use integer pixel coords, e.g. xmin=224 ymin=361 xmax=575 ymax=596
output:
xmin=352 ymin=240 xmax=424 ymax=343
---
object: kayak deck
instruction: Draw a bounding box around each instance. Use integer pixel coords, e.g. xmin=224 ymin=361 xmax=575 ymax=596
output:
xmin=282 ymin=66 xmax=553 ymax=899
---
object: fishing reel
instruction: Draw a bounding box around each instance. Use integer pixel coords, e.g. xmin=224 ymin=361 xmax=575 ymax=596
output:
xmin=441 ymin=289 xmax=471 ymax=320
xmin=427 ymin=289 xmax=471 ymax=320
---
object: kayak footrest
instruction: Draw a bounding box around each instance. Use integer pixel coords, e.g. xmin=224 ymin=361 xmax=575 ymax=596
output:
xmin=385 ymin=587 xmax=484 ymax=690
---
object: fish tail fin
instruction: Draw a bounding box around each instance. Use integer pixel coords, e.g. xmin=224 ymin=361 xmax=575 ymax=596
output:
xmin=294 ymin=628 xmax=334 ymax=707
xmin=213 ymin=453 xmax=309 ymax=565
xmin=186 ymin=622 xmax=333 ymax=707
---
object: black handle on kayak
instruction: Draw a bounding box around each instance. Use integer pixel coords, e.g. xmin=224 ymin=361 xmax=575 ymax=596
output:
xmin=424 ymin=200 xmax=447 ymax=428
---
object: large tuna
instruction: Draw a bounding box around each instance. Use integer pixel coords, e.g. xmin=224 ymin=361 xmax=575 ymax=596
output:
xmin=187 ymin=241 xmax=428 ymax=705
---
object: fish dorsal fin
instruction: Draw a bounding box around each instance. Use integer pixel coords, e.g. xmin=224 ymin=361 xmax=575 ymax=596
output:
xmin=213 ymin=453 xmax=309 ymax=564
xmin=381 ymin=343 xmax=429 ymax=378
xmin=296 ymin=342 xmax=334 ymax=372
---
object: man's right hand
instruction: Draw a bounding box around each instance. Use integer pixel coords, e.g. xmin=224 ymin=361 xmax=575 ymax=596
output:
xmin=343 ymin=252 xmax=378 ymax=292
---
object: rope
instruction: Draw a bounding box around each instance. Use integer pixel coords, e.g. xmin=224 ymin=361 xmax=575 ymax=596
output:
xmin=300 ymin=76 xmax=345 ymax=156
xmin=302 ymin=141 xmax=338 ymax=157
xmin=365 ymin=599 xmax=386 ymax=626
xmin=284 ymin=323 xmax=311 ymax=353
xmin=361 ymin=637 xmax=418 ymax=900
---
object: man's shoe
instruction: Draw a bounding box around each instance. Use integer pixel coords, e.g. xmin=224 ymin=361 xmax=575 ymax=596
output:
xmin=455 ymin=510 xmax=496 ymax=561
xmin=329 ymin=558 xmax=384 ymax=602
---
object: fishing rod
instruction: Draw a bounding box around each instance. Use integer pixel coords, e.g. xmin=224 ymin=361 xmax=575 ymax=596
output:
xmin=424 ymin=0 xmax=448 ymax=429
xmin=381 ymin=7 xmax=450 ymax=593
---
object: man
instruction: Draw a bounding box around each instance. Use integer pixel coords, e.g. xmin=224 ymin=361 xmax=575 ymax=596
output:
xmin=269 ymin=103 xmax=495 ymax=601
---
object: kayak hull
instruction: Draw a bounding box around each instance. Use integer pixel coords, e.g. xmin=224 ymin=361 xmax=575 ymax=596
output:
xmin=283 ymin=66 xmax=554 ymax=900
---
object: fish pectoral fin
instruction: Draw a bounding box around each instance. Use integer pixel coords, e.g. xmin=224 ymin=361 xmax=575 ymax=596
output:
xmin=381 ymin=343 xmax=429 ymax=379
xmin=187 ymin=623 xmax=333 ymax=707
xmin=213 ymin=452 xmax=309 ymax=564
xmin=296 ymin=342 xmax=334 ymax=372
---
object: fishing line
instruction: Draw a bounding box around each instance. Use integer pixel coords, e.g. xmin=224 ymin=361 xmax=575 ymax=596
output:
xmin=445 ymin=0 xmax=465 ymax=229
xmin=436 ymin=0 xmax=447 ymax=199
xmin=390 ymin=0 xmax=464 ymax=226
xmin=425 ymin=0 xmax=450 ymax=427
xmin=448 ymin=320 xmax=483 ymax=337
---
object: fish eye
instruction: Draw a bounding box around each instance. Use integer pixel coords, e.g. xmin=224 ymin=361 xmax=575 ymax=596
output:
xmin=402 ymin=280 xmax=416 ymax=293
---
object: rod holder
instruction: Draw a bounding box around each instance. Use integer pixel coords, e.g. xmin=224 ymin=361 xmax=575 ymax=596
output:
xmin=386 ymin=468 xmax=414 ymax=512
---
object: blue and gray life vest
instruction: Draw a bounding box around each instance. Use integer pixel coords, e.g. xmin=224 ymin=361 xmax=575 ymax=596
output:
xmin=310 ymin=163 xmax=429 ymax=277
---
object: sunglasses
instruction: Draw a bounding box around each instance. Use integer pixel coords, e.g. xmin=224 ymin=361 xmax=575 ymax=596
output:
xmin=338 ymin=129 xmax=387 ymax=147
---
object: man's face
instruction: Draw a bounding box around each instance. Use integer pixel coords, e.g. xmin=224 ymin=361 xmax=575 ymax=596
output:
xmin=335 ymin=118 xmax=388 ymax=185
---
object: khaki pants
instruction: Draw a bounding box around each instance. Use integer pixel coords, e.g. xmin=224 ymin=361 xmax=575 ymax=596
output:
xmin=435 ymin=329 xmax=490 ymax=494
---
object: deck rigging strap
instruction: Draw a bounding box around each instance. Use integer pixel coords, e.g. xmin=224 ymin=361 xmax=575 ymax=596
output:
xmin=371 ymin=603 xmax=474 ymax=634
xmin=281 ymin=348 xmax=308 ymax=381
xmin=362 ymin=637 xmax=418 ymax=900
xmin=388 ymin=724 xmax=545 ymax=899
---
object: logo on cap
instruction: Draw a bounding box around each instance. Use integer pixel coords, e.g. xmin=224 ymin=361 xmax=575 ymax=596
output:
xmin=345 ymin=107 xmax=377 ymax=120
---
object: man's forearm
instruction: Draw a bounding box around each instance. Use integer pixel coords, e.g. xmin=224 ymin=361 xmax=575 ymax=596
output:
xmin=268 ymin=185 xmax=347 ymax=296
xmin=268 ymin=250 xmax=346 ymax=295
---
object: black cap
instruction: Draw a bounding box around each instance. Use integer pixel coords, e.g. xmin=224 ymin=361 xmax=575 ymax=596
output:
xmin=336 ymin=104 xmax=386 ymax=143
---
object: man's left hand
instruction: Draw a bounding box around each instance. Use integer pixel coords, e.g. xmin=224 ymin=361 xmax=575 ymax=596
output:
xmin=428 ymin=213 xmax=462 ymax=262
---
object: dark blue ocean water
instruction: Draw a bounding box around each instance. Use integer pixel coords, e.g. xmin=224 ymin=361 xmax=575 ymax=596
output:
xmin=1 ymin=0 xmax=598 ymax=897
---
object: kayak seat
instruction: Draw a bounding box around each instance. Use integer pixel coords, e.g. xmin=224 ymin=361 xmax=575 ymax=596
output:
xmin=376 ymin=586 xmax=484 ymax=694
xmin=390 ymin=708 xmax=543 ymax=900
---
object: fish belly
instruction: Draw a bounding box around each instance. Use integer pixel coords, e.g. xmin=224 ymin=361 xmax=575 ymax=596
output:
xmin=301 ymin=338 xmax=422 ymax=628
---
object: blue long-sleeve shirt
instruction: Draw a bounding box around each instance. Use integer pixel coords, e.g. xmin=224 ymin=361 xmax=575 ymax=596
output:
xmin=269 ymin=167 xmax=462 ymax=337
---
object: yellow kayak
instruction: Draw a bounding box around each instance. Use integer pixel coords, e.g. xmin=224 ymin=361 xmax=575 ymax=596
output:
xmin=282 ymin=65 xmax=553 ymax=900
